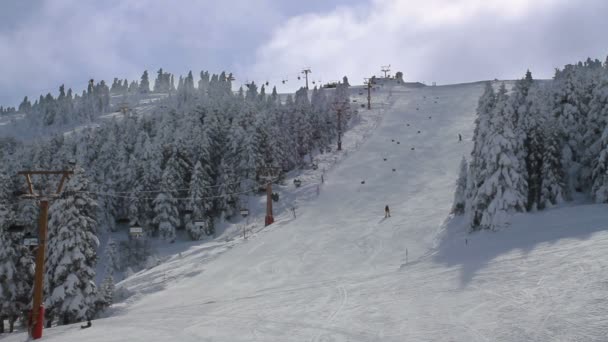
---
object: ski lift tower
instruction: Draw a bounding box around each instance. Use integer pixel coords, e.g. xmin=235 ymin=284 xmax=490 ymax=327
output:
xmin=364 ymin=77 xmax=376 ymax=110
xmin=301 ymin=67 xmax=312 ymax=90
xmin=258 ymin=164 xmax=280 ymax=226
xmin=331 ymin=93 xmax=350 ymax=151
xmin=17 ymin=169 xmax=74 ymax=340
xmin=381 ymin=65 xmax=391 ymax=78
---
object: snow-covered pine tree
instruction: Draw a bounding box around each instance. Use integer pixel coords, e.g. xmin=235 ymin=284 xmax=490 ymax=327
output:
xmin=514 ymin=73 xmax=546 ymax=211
xmin=218 ymin=156 xmax=240 ymax=220
xmin=278 ymin=95 xmax=299 ymax=170
xmin=96 ymin=274 xmax=114 ymax=313
xmin=342 ymin=76 xmax=350 ymax=87
xmin=139 ymin=141 xmax=163 ymax=231
xmin=198 ymin=71 xmax=210 ymax=98
xmin=451 ymin=157 xmax=468 ymax=215
xmin=0 ymin=229 xmax=18 ymax=333
xmin=12 ymin=241 xmax=34 ymax=331
xmin=0 ymin=167 xmax=23 ymax=331
xmin=582 ymin=81 xmax=606 ymax=181
xmin=294 ymin=87 xmax=314 ymax=165
xmin=126 ymin=165 xmax=143 ymax=226
xmin=466 ymin=82 xmax=495 ymax=223
xmin=472 ymin=84 xmax=527 ymax=230
xmin=552 ymin=66 xmax=587 ymax=194
xmin=186 ymin=160 xmax=213 ymax=240
xmin=509 ymin=72 xmax=535 ymax=209
xmin=140 ymin=70 xmax=150 ymax=94
xmin=258 ymin=85 xmax=267 ymax=105
xmin=539 ymin=121 xmax=567 ymax=208
xmin=152 ymin=161 xmax=180 ymax=242
xmin=589 ymin=79 xmax=608 ymax=201
xmin=153 ymin=191 xmax=178 ymax=242
xmin=45 ymin=166 xmax=99 ymax=325
xmin=104 ymin=237 xmax=121 ymax=276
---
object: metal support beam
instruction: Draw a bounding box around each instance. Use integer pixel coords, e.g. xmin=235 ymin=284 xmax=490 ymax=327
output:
xmin=17 ymin=170 xmax=73 ymax=339
xmin=30 ymin=200 xmax=48 ymax=339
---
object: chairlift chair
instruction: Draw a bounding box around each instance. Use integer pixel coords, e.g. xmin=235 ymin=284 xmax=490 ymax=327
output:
xmin=13 ymin=189 xmax=28 ymax=197
xmin=129 ymin=222 xmax=144 ymax=238
xmin=23 ymin=236 xmax=39 ymax=247
xmin=116 ymin=217 xmax=130 ymax=224
xmin=8 ymin=224 xmax=26 ymax=233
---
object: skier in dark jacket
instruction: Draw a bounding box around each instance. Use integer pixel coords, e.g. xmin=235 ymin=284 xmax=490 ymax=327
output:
xmin=385 ymin=205 xmax=391 ymax=218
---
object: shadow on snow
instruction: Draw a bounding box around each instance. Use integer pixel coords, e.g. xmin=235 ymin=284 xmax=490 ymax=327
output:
xmin=431 ymin=202 xmax=608 ymax=287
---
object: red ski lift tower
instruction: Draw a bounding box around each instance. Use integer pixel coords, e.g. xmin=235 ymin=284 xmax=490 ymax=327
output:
xmin=17 ymin=169 xmax=74 ymax=340
xmin=258 ymin=164 xmax=280 ymax=226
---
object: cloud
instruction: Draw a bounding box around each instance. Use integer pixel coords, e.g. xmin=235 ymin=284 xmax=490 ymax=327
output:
xmin=1 ymin=0 xmax=606 ymax=105
xmin=0 ymin=0 xmax=283 ymax=105
xmin=248 ymin=0 xmax=608 ymax=91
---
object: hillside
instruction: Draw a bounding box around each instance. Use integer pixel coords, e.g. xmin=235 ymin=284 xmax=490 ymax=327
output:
xmin=3 ymin=81 xmax=606 ymax=341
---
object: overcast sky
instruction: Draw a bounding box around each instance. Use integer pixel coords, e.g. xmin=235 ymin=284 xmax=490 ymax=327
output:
xmin=1 ymin=0 xmax=607 ymax=107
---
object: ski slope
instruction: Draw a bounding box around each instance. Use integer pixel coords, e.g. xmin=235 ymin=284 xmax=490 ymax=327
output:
xmin=6 ymin=82 xmax=608 ymax=342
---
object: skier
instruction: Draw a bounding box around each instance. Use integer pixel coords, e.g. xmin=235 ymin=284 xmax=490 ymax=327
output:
xmin=81 ymin=320 xmax=92 ymax=329
xmin=385 ymin=205 xmax=391 ymax=218
xmin=458 ymin=133 xmax=462 ymax=142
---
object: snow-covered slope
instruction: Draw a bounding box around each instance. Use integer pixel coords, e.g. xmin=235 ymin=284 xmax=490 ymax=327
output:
xmin=6 ymin=82 xmax=608 ymax=341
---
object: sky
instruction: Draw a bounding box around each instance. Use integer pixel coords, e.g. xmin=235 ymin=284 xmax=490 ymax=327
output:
xmin=0 ymin=0 xmax=607 ymax=107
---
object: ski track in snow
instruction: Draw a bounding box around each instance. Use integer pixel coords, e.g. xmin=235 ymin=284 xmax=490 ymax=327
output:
xmin=5 ymin=82 xmax=608 ymax=341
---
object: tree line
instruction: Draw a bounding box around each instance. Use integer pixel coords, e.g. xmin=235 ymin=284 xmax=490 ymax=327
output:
xmin=0 ymin=69 xmax=353 ymax=329
xmin=453 ymin=56 xmax=608 ymax=231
